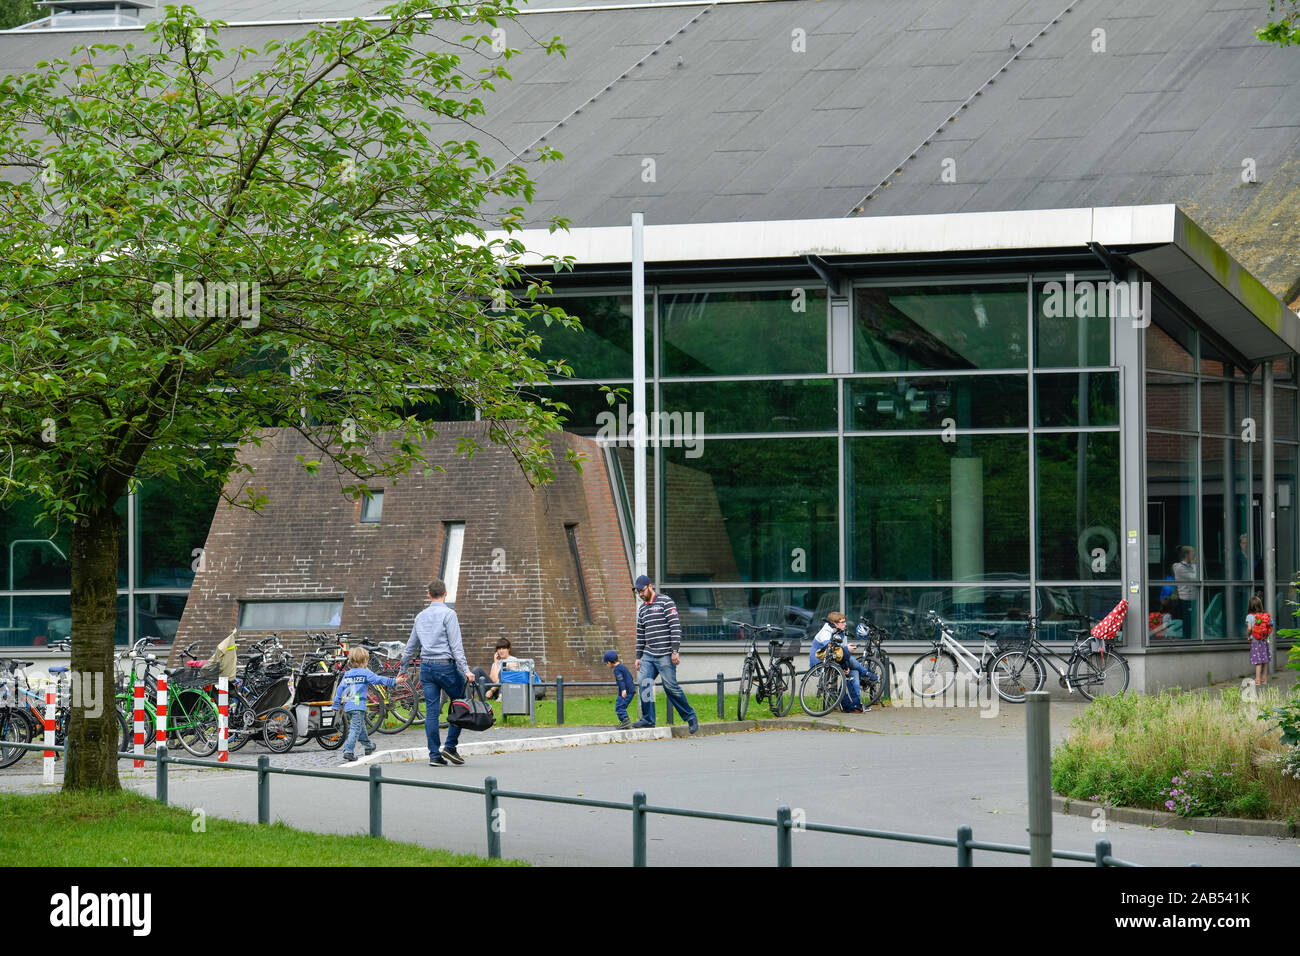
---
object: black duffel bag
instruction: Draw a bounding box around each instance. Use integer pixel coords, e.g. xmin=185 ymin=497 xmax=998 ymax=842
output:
xmin=447 ymin=681 xmax=496 ymax=732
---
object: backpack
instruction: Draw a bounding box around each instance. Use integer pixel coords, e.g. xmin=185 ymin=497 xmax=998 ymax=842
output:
xmin=447 ymin=681 xmax=496 ymax=732
xmin=1251 ymin=612 xmax=1272 ymax=641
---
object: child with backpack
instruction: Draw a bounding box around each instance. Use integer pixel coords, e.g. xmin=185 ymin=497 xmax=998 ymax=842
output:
xmin=1247 ymin=594 xmax=1272 ymax=686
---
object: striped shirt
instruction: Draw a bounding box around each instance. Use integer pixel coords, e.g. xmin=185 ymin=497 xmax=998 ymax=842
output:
xmin=636 ymin=593 xmax=681 ymax=658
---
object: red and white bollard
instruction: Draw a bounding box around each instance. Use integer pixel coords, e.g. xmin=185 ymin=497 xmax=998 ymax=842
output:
xmin=155 ymin=673 xmax=167 ymax=752
xmin=217 ymin=676 xmax=228 ymax=762
xmin=43 ymin=686 xmax=55 ymax=785
xmin=133 ymin=678 xmax=145 ymax=769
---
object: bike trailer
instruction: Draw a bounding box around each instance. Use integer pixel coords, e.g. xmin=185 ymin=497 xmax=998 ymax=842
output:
xmin=295 ymin=671 xmax=337 ymax=704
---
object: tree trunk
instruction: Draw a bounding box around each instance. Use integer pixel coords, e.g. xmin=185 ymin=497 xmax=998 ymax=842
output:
xmin=64 ymin=505 xmax=121 ymax=791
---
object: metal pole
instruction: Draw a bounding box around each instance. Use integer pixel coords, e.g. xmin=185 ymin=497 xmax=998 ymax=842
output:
xmin=1094 ymin=839 xmax=1111 ymax=867
xmin=631 ymin=212 xmax=648 ymax=583
xmin=556 ymin=676 xmax=564 ymax=726
xmin=368 ymin=765 xmax=382 ymax=838
xmin=632 ymin=791 xmax=647 ymax=866
xmin=156 ymin=743 xmax=168 ymax=806
xmin=1026 ymin=691 xmax=1052 ymax=866
xmin=257 ymin=755 xmax=270 ymax=824
xmin=665 ymin=680 xmax=674 ymax=725
xmin=1264 ymin=362 xmax=1277 ymax=676
xmin=957 ymin=824 xmax=973 ymax=867
xmin=776 ymin=805 xmax=793 ymax=867
xmin=716 ymin=672 xmax=724 ymax=719
xmin=485 ymin=776 xmax=502 ymax=860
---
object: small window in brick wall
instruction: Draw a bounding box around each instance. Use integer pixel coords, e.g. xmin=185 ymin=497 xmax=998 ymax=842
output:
xmin=440 ymin=522 xmax=465 ymax=605
xmin=360 ymin=490 xmax=384 ymax=523
xmin=239 ymin=600 xmax=343 ymax=629
xmin=566 ymin=524 xmax=593 ymax=624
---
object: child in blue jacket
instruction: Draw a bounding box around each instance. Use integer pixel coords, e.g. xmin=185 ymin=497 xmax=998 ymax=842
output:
xmin=604 ymin=650 xmax=636 ymax=729
xmin=333 ymin=647 xmax=403 ymax=761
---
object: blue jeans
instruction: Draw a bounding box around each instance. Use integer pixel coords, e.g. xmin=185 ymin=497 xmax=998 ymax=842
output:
xmin=842 ymin=654 xmax=877 ymax=712
xmin=615 ymin=691 xmax=632 ymax=722
xmin=420 ymin=660 xmax=464 ymax=757
xmin=637 ymin=654 xmax=695 ymax=726
xmin=344 ymin=710 xmax=372 ymax=755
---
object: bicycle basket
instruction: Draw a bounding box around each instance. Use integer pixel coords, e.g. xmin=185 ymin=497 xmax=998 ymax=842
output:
xmin=769 ymin=638 xmax=800 ymax=660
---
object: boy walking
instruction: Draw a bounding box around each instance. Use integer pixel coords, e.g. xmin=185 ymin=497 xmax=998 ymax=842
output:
xmin=604 ymin=650 xmax=635 ymax=729
xmin=333 ymin=647 xmax=403 ymax=762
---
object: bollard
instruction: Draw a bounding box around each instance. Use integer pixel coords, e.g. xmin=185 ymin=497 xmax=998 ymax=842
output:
xmin=133 ymin=678 xmax=145 ymax=769
xmin=1094 ymin=839 xmax=1111 ymax=867
xmin=957 ymin=824 xmax=973 ymax=867
xmin=257 ymin=755 xmax=270 ymax=824
xmin=217 ymin=676 xmax=228 ymax=763
xmin=43 ymin=687 xmax=55 ymax=785
xmin=776 ymin=805 xmax=792 ymax=867
xmin=156 ymin=744 xmax=169 ymax=806
xmin=1026 ymin=691 xmax=1052 ymax=867
xmin=485 ymin=776 xmax=501 ymax=859
xmin=155 ymin=673 xmax=167 ymax=751
xmin=716 ymin=673 xmax=724 ymax=719
xmin=369 ymin=765 xmax=382 ymax=838
xmin=556 ymin=676 xmax=564 ymax=726
xmin=632 ymin=791 xmax=647 ymax=867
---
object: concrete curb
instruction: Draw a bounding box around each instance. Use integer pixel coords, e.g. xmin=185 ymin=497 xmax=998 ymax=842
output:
xmin=353 ymin=717 xmax=857 ymax=764
xmin=1053 ymin=794 xmax=1298 ymax=838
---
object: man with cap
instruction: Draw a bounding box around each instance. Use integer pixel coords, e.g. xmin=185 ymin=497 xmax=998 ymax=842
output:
xmin=630 ymin=575 xmax=698 ymax=733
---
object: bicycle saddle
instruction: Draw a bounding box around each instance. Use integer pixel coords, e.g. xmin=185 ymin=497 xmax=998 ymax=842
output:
xmin=48 ymin=665 xmax=69 ymax=674
xmin=978 ymin=630 xmax=998 ymax=640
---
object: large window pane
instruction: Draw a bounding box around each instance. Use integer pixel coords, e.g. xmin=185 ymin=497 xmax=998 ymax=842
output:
xmin=658 ymin=586 xmax=841 ymax=641
xmin=1200 ymin=437 xmax=1250 ymax=584
xmin=1277 ymin=387 xmax=1297 ymax=441
xmin=1146 ymin=375 xmax=1196 ymax=431
xmin=135 ymin=593 xmax=187 ymax=643
xmin=531 ymin=295 xmax=636 ymax=380
xmin=661 ymin=439 xmax=837 ymax=583
xmin=1147 ymin=305 xmax=1195 ymax=372
xmin=238 ymin=600 xmax=343 ymax=629
xmin=660 ymin=289 xmax=826 ymax=376
xmin=661 ymin=379 xmax=836 ymax=434
xmin=854 ymin=283 xmax=1028 ymax=371
xmin=526 ymin=384 xmax=628 ymax=436
xmin=846 ymin=375 xmax=1026 ymax=430
xmin=1147 ymin=433 xmax=1198 ymax=639
xmin=1199 ymin=378 xmax=1247 ymax=436
xmin=1035 ymin=433 xmax=1121 ymax=580
xmin=847 ymin=435 xmax=1029 ymax=581
xmin=136 ymin=473 xmax=225 ymax=588
xmin=1033 ymin=281 xmax=1110 ymax=367
xmin=847 ymin=585 xmax=1031 ymax=642
xmin=0 ymin=594 xmax=132 ymax=647
xmin=1035 ymin=372 xmax=1118 ymax=427
xmin=1 ymin=499 xmax=127 ymax=590
xmin=1277 ymin=444 xmax=1298 ymax=596
xmin=1037 ymin=586 xmax=1128 ymax=643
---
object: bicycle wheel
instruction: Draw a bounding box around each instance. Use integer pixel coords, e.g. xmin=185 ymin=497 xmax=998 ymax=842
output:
xmin=769 ymin=660 xmax=795 ymax=717
xmin=737 ymin=660 xmax=754 ymax=720
xmin=226 ymin=691 xmax=255 ymax=753
xmin=1070 ymin=648 xmax=1130 ymax=701
xmin=116 ymin=706 xmax=132 ymax=754
xmin=860 ymin=655 xmax=886 ymax=707
xmin=990 ymin=651 xmax=1045 ymax=703
xmin=0 ymin=707 xmax=33 ymax=768
xmin=365 ymin=687 xmax=384 ymax=735
xmin=379 ymin=683 xmax=417 ymax=734
xmin=316 ymin=708 xmax=346 ymax=750
xmin=262 ymin=707 xmax=296 ymax=753
xmin=799 ymin=663 xmax=845 ymax=717
xmin=908 ymin=649 xmax=958 ymax=697
xmin=172 ymin=689 xmax=220 ymax=757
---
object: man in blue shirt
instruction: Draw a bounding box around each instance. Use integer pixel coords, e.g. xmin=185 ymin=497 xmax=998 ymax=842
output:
xmin=630 ymin=575 xmax=698 ymax=733
xmin=401 ymin=579 xmax=476 ymax=767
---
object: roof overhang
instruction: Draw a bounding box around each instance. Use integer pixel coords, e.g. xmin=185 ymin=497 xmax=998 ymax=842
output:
xmin=487 ymin=205 xmax=1300 ymax=362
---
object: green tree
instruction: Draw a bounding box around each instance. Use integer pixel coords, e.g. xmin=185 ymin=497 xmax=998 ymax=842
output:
xmin=0 ymin=1 xmax=582 ymax=790
xmin=1258 ymin=0 xmax=1300 ymax=46
xmin=0 ymin=0 xmax=40 ymax=31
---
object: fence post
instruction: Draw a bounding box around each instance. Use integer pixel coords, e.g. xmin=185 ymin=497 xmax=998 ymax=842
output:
xmin=632 ymin=791 xmax=647 ymax=866
xmin=257 ymin=755 xmax=270 ymax=824
xmin=156 ymin=744 xmax=168 ymax=806
xmin=1094 ymin=839 xmax=1111 ymax=867
xmin=556 ymin=676 xmax=564 ymax=726
xmin=485 ymin=776 xmax=502 ymax=860
xmin=716 ymin=673 xmax=724 ymax=719
xmin=666 ymin=681 xmax=674 ymax=725
xmin=957 ymin=824 xmax=973 ymax=866
xmin=369 ymin=765 xmax=383 ymax=838
xmin=1026 ymin=691 xmax=1052 ymax=867
xmin=776 ymin=805 xmax=792 ymax=866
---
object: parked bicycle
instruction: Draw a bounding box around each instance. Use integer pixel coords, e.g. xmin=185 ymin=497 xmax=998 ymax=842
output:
xmin=1011 ymin=614 xmax=1131 ymax=701
xmin=736 ymin=623 xmax=796 ymax=719
xmin=0 ymin=660 xmax=36 ymax=768
xmin=113 ymin=638 xmax=221 ymax=757
xmin=907 ymin=611 xmax=1043 ymax=704
xmin=853 ymin=621 xmax=891 ymax=707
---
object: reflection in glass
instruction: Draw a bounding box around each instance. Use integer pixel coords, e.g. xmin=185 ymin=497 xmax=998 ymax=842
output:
xmin=661 ymin=439 xmax=837 ymax=583
xmin=847 ymin=435 xmax=1029 ymax=581
xmin=1 ymin=499 xmax=127 ymax=590
xmin=1035 ymin=433 xmax=1121 ymax=580
xmin=846 ymin=586 xmax=1032 ymax=642
xmin=661 ymin=379 xmax=836 ymax=434
xmin=846 ymin=375 xmax=1026 ymax=430
xmin=657 ymin=586 xmax=841 ymax=641
xmin=0 ymin=594 xmax=131 ymax=647
xmin=660 ymin=289 xmax=826 ymax=376
xmin=1146 ymin=375 xmax=1196 ymax=431
xmin=1147 ymin=431 xmax=1198 ymax=639
xmin=531 ymin=295 xmax=637 ymax=381
xmin=854 ymin=283 xmax=1027 ymax=371
xmin=1033 ymin=282 xmax=1110 ymax=367
xmin=1035 ymin=372 xmax=1118 ymax=427
xmin=1036 ymin=586 xmax=1127 ymax=642
xmin=137 ymin=472 xmax=225 ymax=588
xmin=1147 ymin=305 xmax=1195 ymax=372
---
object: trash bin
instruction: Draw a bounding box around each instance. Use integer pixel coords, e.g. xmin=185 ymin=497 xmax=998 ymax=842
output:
xmin=500 ymin=658 xmax=536 ymax=721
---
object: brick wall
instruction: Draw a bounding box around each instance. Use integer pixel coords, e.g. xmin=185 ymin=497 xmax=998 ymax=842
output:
xmin=175 ymin=423 xmax=634 ymax=685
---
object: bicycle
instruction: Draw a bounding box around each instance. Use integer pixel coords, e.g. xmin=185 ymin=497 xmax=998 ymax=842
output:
xmin=852 ymin=621 xmax=891 ymax=707
xmin=799 ymin=632 xmax=851 ymax=717
xmin=735 ymin=623 xmax=796 ymax=719
xmin=907 ymin=611 xmax=1044 ymax=704
xmin=113 ymin=639 xmax=221 ymax=757
xmin=0 ymin=661 xmax=36 ymax=768
xmin=1014 ymin=614 xmax=1130 ymax=701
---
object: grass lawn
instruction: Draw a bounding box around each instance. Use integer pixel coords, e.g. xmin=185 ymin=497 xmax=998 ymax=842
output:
xmin=0 ymin=790 xmax=526 ymax=866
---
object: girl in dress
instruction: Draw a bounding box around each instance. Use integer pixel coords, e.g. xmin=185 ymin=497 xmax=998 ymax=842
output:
xmin=1246 ymin=595 xmax=1272 ymax=686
